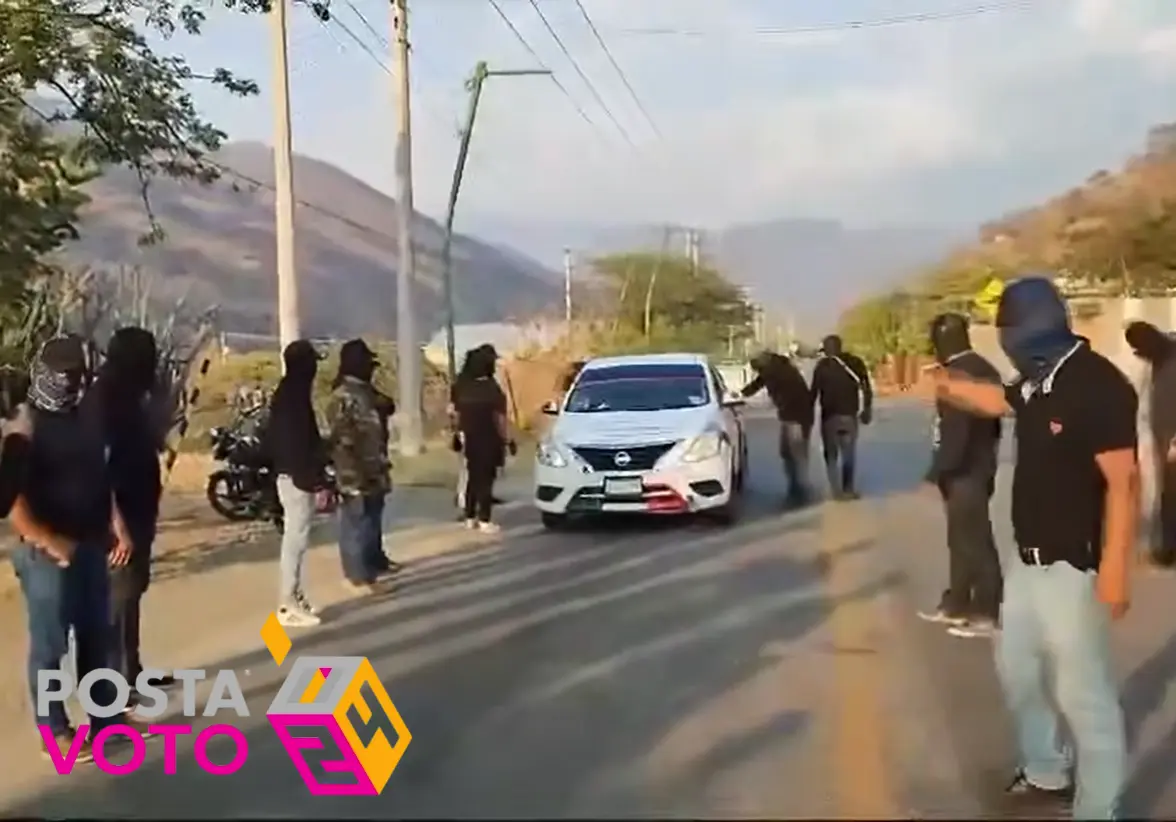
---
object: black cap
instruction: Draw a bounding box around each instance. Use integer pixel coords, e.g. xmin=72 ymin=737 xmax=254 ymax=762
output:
xmin=39 ymin=334 xmax=88 ymax=373
xmin=340 ymin=338 xmax=377 ymax=360
xmin=284 ymin=339 xmax=324 ymax=361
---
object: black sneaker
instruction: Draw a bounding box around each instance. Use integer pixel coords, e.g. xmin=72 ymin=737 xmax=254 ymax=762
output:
xmin=1001 ymin=769 xmax=1073 ymax=815
xmin=42 ymin=727 xmax=94 ymax=764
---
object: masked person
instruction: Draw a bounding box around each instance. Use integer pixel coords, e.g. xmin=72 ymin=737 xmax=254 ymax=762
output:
xmin=454 ymin=344 xmax=514 ymax=533
xmin=266 ymin=340 xmax=328 ymax=626
xmin=326 ymin=339 xmax=396 ymax=593
xmin=450 ymin=346 xmax=485 ymax=515
xmin=931 ymin=276 xmax=1135 ymax=819
xmin=741 ymin=350 xmax=813 ymax=505
xmin=1124 ymin=320 xmax=1176 ymax=567
xmin=918 ymin=313 xmax=1004 ymax=637
xmin=82 ymin=327 xmax=178 ymax=699
xmin=810 ymin=334 xmax=873 ymax=500
xmin=11 ymin=335 xmax=150 ymax=760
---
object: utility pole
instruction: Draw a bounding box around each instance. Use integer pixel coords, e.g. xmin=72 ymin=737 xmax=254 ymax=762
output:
xmin=271 ymin=0 xmax=299 ymax=357
xmin=439 ymin=60 xmax=551 ymax=384
xmin=563 ymin=247 xmax=573 ymax=326
xmin=392 ymin=0 xmax=422 ymax=455
xmin=689 ymin=230 xmax=701 ymax=273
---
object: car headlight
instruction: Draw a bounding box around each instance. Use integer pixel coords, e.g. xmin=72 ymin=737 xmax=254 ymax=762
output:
xmin=681 ymin=431 xmax=722 ymax=463
xmin=536 ymin=439 xmax=569 ymax=468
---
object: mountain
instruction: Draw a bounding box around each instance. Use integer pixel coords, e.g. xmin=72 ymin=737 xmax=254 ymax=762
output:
xmin=68 ymin=142 xmax=562 ymax=339
xmin=462 ymin=214 xmax=967 ymax=336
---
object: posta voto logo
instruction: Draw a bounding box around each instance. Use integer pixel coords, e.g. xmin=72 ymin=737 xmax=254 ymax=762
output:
xmin=259 ymin=610 xmax=412 ymax=795
xmin=38 ymin=612 xmax=411 ymax=795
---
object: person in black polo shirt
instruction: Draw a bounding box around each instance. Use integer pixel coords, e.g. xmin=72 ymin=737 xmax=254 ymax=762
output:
xmin=918 ymin=312 xmax=1003 ymax=638
xmin=931 ymin=276 xmax=1135 ymax=819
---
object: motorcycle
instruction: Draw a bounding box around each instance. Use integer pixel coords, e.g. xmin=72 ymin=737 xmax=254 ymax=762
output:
xmin=205 ymin=401 xmax=341 ymax=531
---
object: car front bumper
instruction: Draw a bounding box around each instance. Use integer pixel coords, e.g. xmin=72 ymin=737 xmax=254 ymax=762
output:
xmin=533 ymin=453 xmax=732 ymax=516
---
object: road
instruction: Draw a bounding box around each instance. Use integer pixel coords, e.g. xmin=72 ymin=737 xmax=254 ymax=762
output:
xmin=3 ymin=402 xmax=1176 ymax=818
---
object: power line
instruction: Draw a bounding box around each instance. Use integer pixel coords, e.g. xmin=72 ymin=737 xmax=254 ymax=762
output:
xmin=616 ymin=0 xmax=1044 ymax=39
xmin=483 ymin=0 xmax=603 ymax=136
xmin=567 ymin=0 xmax=660 ymax=140
xmin=523 ymin=0 xmax=635 ymax=146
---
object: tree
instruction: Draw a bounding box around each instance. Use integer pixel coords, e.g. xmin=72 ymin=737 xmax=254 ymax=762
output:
xmin=591 ymin=252 xmax=755 ymax=353
xmin=0 ymin=0 xmax=262 ymax=337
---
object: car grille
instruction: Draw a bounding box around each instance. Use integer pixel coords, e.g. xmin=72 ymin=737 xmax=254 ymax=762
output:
xmin=571 ymin=443 xmax=677 ymax=471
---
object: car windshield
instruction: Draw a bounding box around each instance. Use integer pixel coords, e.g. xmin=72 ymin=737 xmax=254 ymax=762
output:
xmin=564 ymin=364 xmax=710 ymax=413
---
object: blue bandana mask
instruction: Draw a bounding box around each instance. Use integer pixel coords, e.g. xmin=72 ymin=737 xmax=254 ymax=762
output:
xmin=995 ymin=276 xmax=1079 ymax=383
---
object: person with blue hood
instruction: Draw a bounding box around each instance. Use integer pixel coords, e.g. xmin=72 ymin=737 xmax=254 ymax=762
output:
xmin=929 ymin=275 xmax=1137 ymax=819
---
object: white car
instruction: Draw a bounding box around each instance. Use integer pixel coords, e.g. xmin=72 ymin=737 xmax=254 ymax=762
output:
xmin=533 ymin=353 xmax=748 ymax=529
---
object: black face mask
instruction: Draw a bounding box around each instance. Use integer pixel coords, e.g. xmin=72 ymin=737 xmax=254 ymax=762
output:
xmin=928 ymin=313 xmax=970 ymax=365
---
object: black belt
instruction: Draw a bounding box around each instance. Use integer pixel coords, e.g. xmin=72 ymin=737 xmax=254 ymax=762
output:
xmin=1017 ymin=546 xmax=1095 ymax=572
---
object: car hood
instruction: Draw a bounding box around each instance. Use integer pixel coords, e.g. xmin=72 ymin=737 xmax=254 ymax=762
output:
xmin=552 ymin=407 xmax=713 ymax=447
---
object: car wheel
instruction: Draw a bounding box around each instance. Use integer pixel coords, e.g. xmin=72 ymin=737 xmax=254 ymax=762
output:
xmin=541 ymin=512 xmax=569 ymax=530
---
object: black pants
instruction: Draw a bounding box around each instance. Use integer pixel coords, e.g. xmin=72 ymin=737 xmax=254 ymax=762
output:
xmin=940 ymin=475 xmax=1002 ymax=619
xmin=820 ymin=414 xmax=859 ymax=495
xmin=109 ymin=518 xmax=155 ymax=684
xmin=1157 ymin=460 xmax=1176 ymax=566
xmin=464 ymin=446 xmax=499 ymax=523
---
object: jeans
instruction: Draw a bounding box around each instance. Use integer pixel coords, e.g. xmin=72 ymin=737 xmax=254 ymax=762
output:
xmin=940 ymin=475 xmax=1002 ymax=619
xmin=338 ymin=493 xmax=386 ymax=584
xmin=820 ymin=414 xmax=859 ymax=495
xmin=109 ymin=517 xmax=155 ymax=684
xmin=276 ymin=475 xmax=314 ymax=605
xmin=12 ymin=540 xmax=120 ymax=735
xmin=996 ymin=555 xmax=1125 ymax=819
xmin=779 ymin=421 xmax=810 ymax=500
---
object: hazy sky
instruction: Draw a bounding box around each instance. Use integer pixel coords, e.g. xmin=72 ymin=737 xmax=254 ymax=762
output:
xmin=175 ymin=0 xmax=1176 ymax=229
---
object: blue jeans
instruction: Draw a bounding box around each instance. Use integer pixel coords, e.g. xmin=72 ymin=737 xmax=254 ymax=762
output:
xmin=12 ymin=540 xmax=120 ymax=735
xmin=996 ymin=555 xmax=1125 ymax=819
xmin=276 ymin=475 xmax=314 ymax=605
xmin=337 ymin=493 xmax=386 ymax=585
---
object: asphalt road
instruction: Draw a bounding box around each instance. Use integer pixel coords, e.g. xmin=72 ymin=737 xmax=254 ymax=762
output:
xmin=8 ymin=401 xmax=1176 ymax=818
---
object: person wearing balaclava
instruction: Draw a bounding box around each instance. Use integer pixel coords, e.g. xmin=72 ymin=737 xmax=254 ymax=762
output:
xmin=809 ymin=333 xmax=872 ymax=500
xmin=327 ymin=338 xmax=397 ymax=594
xmin=82 ymin=326 xmax=178 ymax=695
xmin=265 ymin=339 xmax=328 ymax=625
xmin=450 ymin=344 xmax=494 ymax=515
xmin=929 ymin=275 xmax=1137 ymax=819
xmin=741 ymin=350 xmax=813 ymax=505
xmin=1125 ymin=320 xmax=1176 ymax=567
xmin=916 ymin=313 xmax=1003 ymax=636
xmin=12 ymin=335 xmax=150 ymax=760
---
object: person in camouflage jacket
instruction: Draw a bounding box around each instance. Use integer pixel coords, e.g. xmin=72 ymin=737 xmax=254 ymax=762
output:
xmin=326 ymin=339 xmax=399 ymax=590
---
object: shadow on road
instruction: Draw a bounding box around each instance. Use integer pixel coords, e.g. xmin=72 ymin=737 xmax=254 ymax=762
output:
xmin=4 ymin=480 xmax=893 ymax=818
xmin=1122 ymin=628 xmax=1176 ymax=816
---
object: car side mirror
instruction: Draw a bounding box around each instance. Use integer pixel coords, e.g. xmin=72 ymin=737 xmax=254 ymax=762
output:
xmin=721 ymin=392 xmax=746 ymax=407
xmin=541 ymin=400 xmax=560 ymax=415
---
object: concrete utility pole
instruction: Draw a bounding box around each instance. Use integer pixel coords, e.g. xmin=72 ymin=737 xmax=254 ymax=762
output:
xmin=563 ymin=247 xmax=573 ymax=326
xmin=392 ymin=0 xmax=422 ymax=455
xmin=438 ymin=60 xmax=551 ymax=384
xmin=689 ymin=230 xmax=701 ymax=273
xmin=271 ymin=0 xmax=299 ymax=357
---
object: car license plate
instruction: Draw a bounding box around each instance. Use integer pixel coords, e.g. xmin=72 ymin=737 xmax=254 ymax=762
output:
xmin=604 ymin=477 xmax=643 ymax=497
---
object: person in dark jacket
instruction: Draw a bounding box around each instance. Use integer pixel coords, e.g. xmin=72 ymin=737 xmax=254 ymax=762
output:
xmin=1125 ymin=320 xmax=1176 ymax=567
xmin=454 ymin=345 xmax=514 ymax=532
xmin=917 ymin=313 xmax=1004 ymax=636
xmin=266 ymin=340 xmax=328 ymax=625
xmin=741 ymin=350 xmax=813 ymax=504
xmin=810 ymin=334 xmax=873 ymax=499
xmin=0 ymin=369 xmax=32 ymax=517
xmin=82 ymin=327 xmax=178 ymax=692
xmin=12 ymin=336 xmax=149 ymax=760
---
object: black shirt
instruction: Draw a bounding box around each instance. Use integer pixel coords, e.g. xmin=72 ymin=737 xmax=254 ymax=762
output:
xmin=1006 ymin=344 xmax=1136 ymax=570
xmin=927 ymin=351 xmax=1002 ymax=484
xmin=455 ymin=377 xmax=506 ymax=453
xmin=266 ymin=375 xmax=326 ymax=492
xmin=810 ymin=353 xmax=872 ymax=419
xmin=82 ymin=380 xmax=162 ymax=524
xmin=25 ymin=406 xmax=113 ymax=542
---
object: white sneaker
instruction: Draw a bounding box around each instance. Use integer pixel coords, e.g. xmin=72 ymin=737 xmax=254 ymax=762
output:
xmin=477 ymin=521 xmax=501 ymax=535
xmin=277 ymin=605 xmax=321 ymax=627
xmin=464 ymin=518 xmax=478 ymax=530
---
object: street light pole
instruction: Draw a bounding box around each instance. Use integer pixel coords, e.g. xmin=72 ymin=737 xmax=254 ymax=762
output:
xmin=270 ymin=0 xmax=299 ymax=357
xmin=439 ymin=61 xmax=551 ymax=384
